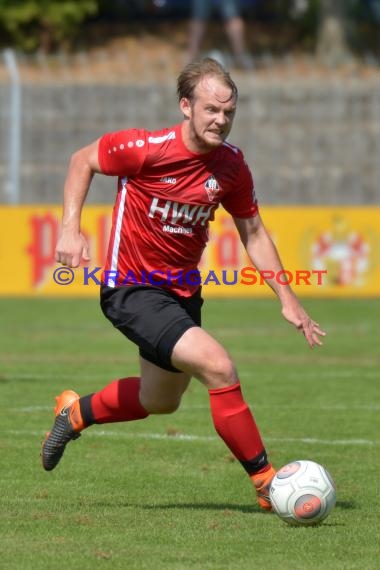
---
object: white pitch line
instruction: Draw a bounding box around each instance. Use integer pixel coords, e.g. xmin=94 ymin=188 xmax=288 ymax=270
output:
xmin=4 ymin=429 xmax=379 ymax=446
xmin=268 ymin=437 xmax=378 ymax=446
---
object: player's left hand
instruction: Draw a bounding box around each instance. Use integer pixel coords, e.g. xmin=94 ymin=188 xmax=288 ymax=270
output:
xmin=281 ymin=299 xmax=326 ymax=348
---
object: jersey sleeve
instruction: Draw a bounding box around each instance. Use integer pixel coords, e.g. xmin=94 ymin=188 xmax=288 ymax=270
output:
xmin=221 ymin=154 xmax=259 ymax=218
xmin=98 ymin=128 xmax=148 ymax=176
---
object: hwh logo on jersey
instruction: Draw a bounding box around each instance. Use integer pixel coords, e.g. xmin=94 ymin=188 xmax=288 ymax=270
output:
xmin=148 ymin=197 xmax=214 ymax=226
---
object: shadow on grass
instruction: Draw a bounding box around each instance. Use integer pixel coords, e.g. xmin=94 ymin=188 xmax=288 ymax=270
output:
xmin=335 ymin=500 xmax=356 ymax=510
xmin=141 ymin=502 xmax=259 ymax=514
xmin=91 ymin=501 xmax=265 ymax=514
xmin=89 ymin=500 xmax=354 ymax=517
xmin=91 ymin=500 xmax=267 ymax=515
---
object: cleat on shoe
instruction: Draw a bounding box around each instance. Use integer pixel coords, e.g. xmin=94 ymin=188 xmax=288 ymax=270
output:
xmin=251 ymin=465 xmax=276 ymax=511
xmin=41 ymin=390 xmax=84 ymax=471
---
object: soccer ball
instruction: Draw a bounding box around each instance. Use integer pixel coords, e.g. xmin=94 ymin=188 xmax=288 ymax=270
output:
xmin=269 ymin=460 xmax=336 ymax=526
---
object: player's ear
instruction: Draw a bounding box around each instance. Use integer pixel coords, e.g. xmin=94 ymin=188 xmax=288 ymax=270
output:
xmin=179 ymin=97 xmax=192 ymax=119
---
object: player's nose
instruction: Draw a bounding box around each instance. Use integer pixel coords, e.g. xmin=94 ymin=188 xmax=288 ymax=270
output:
xmin=215 ymin=112 xmax=228 ymax=126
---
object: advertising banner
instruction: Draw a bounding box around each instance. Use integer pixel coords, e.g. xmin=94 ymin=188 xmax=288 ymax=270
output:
xmin=0 ymin=206 xmax=379 ymax=297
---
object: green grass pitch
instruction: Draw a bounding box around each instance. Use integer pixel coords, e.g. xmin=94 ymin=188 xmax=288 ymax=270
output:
xmin=0 ymin=297 xmax=379 ymax=569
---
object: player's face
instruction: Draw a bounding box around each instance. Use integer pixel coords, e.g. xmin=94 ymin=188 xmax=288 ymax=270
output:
xmin=180 ymin=75 xmax=237 ymax=153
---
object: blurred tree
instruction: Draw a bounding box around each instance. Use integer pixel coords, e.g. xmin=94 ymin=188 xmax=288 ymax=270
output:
xmin=0 ymin=0 xmax=98 ymax=52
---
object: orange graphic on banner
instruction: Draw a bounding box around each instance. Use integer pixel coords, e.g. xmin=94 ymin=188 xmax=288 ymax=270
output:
xmin=26 ymin=213 xmax=59 ymax=287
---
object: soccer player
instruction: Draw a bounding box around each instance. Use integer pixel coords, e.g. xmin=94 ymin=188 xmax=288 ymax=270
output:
xmin=41 ymin=58 xmax=325 ymax=511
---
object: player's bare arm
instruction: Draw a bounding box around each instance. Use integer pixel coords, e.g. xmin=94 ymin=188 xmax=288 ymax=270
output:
xmin=234 ymin=214 xmax=326 ymax=348
xmin=56 ymin=139 xmax=102 ymax=268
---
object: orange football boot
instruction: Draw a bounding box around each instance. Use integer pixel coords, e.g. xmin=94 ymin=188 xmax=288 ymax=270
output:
xmin=41 ymin=390 xmax=85 ymax=471
xmin=251 ymin=465 xmax=276 ymax=511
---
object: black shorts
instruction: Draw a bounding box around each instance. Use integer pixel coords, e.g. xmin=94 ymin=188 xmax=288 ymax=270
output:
xmin=100 ymin=284 xmax=203 ymax=372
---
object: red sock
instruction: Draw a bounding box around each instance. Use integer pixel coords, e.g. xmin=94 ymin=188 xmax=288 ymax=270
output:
xmin=90 ymin=377 xmax=149 ymax=424
xmin=209 ymin=382 xmax=269 ymax=474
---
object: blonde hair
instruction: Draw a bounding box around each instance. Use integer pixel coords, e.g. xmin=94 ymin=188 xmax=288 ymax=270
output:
xmin=177 ymin=58 xmax=238 ymax=103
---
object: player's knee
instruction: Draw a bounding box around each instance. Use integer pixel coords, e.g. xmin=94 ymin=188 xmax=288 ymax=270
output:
xmin=203 ymin=355 xmax=236 ymax=388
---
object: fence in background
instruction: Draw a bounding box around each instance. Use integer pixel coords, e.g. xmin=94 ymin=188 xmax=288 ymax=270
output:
xmin=1 ymin=49 xmax=380 ymax=205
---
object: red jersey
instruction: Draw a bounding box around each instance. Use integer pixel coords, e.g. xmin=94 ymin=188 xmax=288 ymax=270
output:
xmin=98 ymin=123 xmax=258 ymax=297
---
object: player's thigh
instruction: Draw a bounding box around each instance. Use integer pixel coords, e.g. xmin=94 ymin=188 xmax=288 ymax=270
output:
xmin=100 ymin=284 xmax=202 ymax=373
xmin=171 ymin=326 xmax=237 ymax=388
xmin=139 ymin=356 xmax=191 ymax=414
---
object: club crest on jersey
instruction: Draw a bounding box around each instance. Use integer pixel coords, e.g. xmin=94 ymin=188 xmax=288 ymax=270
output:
xmin=204 ymin=175 xmax=220 ymax=202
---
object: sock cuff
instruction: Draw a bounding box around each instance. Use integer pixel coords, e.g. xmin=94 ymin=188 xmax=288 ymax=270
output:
xmin=240 ymin=450 xmax=269 ymax=475
xmin=79 ymin=393 xmax=95 ymax=426
xmin=208 ymin=381 xmax=241 ymax=396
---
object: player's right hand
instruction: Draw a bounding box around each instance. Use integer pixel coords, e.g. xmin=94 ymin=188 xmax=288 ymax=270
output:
xmin=55 ymin=231 xmax=90 ymax=268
